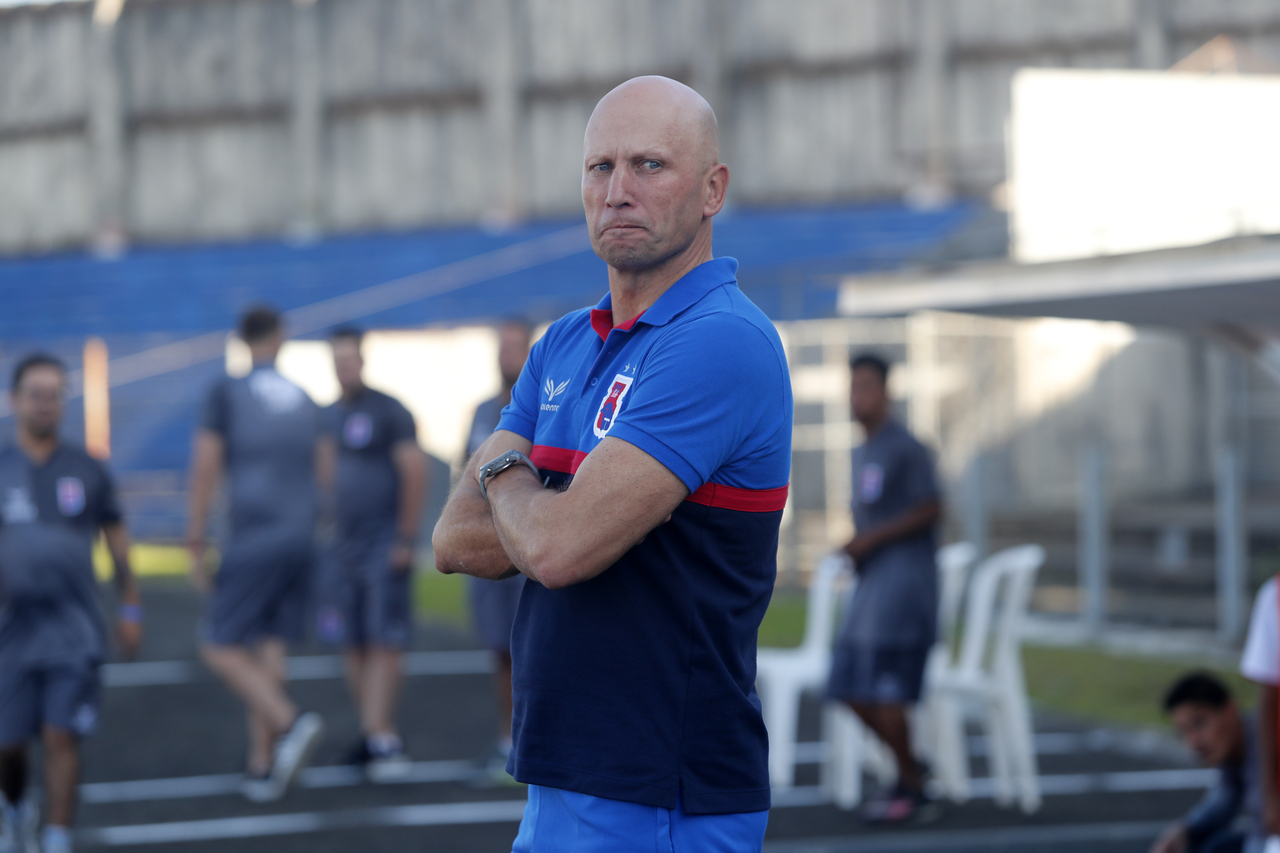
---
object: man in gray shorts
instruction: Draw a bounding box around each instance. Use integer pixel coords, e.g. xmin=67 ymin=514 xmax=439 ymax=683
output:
xmin=0 ymin=353 xmax=141 ymax=853
xmin=827 ymin=353 xmax=942 ymax=824
xmin=317 ymin=326 xmax=426 ymax=781
xmin=186 ymin=306 xmax=324 ymax=803
xmin=464 ymin=320 xmax=531 ymax=781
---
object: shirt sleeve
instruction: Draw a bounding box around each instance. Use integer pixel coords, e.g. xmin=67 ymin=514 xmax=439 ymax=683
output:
xmin=1182 ymin=766 xmax=1244 ymax=844
xmin=1242 ymin=577 xmax=1280 ymax=686
xmin=388 ymin=400 xmax=417 ymax=446
xmin=200 ymin=379 xmax=231 ymax=436
xmin=901 ymin=439 xmax=941 ymax=507
xmin=607 ymin=315 xmax=787 ymax=494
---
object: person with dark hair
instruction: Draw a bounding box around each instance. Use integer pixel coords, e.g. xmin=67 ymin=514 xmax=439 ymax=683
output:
xmin=826 ymin=352 xmax=942 ymax=824
xmin=186 ymin=307 xmax=325 ymax=803
xmin=463 ymin=320 xmax=532 ymax=784
xmin=0 ymin=354 xmax=141 ymax=853
xmin=317 ymin=326 xmax=426 ymax=781
xmin=1149 ymin=672 xmax=1257 ymax=853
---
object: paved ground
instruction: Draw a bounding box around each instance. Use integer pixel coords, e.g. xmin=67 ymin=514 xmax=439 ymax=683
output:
xmin=26 ymin=577 xmax=1207 ymax=852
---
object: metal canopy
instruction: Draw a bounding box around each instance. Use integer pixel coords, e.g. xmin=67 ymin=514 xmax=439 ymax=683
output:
xmin=837 ymin=234 xmax=1280 ymax=333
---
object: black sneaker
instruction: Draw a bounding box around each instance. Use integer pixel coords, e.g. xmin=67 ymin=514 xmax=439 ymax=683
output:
xmin=344 ymin=737 xmax=373 ymax=767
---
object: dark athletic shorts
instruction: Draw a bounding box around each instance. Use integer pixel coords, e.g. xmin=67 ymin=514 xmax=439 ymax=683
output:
xmin=825 ymin=644 xmax=930 ymax=705
xmin=316 ymin=532 xmax=412 ymax=650
xmin=0 ymin=662 xmax=101 ymax=745
xmin=202 ymin=536 xmax=312 ymax=647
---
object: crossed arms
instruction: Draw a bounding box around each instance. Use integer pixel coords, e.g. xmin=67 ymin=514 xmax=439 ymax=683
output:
xmin=432 ymin=430 xmax=687 ymax=590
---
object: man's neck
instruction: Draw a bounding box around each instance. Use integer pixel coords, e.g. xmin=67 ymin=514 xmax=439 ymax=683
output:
xmin=17 ymin=429 xmax=57 ymax=465
xmin=341 ymin=381 xmax=366 ymax=403
xmin=859 ymin=413 xmax=889 ymax=439
xmin=606 ymin=225 xmax=713 ymax=324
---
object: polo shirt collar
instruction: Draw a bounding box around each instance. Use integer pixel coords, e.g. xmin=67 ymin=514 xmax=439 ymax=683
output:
xmin=589 ymin=257 xmax=739 ymax=341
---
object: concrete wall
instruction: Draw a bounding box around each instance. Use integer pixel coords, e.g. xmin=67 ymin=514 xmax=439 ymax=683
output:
xmin=4 ymin=0 xmax=1280 ymax=253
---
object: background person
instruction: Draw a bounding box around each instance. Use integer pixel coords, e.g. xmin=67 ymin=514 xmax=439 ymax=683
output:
xmin=0 ymin=353 xmax=141 ymax=853
xmin=317 ymin=326 xmax=427 ymax=781
xmin=463 ymin=320 xmax=531 ymax=782
xmin=186 ymin=305 xmax=325 ymax=803
xmin=826 ymin=353 xmax=942 ymax=824
xmin=1149 ymin=672 xmax=1257 ymax=853
xmin=1241 ymin=574 xmax=1280 ymax=849
xmin=434 ymin=76 xmax=792 ymax=852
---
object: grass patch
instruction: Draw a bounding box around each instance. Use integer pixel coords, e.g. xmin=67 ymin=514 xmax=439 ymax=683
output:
xmin=759 ymin=587 xmax=808 ymax=649
xmin=414 ymin=565 xmax=470 ymax=628
xmin=1021 ymin=644 xmax=1256 ymax=730
xmin=94 ymin=541 xmax=196 ymax=580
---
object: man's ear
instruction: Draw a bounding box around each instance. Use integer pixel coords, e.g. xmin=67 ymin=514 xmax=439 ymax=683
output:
xmin=703 ymin=163 xmax=730 ymax=218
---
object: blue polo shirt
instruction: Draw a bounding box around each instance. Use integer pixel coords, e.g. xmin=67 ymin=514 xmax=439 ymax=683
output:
xmin=496 ymin=256 xmax=793 ymax=815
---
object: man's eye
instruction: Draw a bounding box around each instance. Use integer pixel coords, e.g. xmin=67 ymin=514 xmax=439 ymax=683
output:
xmin=592 ymin=163 xmax=612 ymax=173
xmin=641 ymin=160 xmax=661 ymax=170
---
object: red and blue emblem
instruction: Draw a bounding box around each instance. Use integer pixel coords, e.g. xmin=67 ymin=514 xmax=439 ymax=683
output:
xmin=593 ymin=374 xmax=634 ymax=439
xmin=343 ymin=412 xmax=374 ymax=449
xmin=56 ymin=477 xmax=85 ymax=516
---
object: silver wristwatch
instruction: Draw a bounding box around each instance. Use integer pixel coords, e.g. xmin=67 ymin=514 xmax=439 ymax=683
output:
xmin=477 ymin=449 xmax=541 ymax=502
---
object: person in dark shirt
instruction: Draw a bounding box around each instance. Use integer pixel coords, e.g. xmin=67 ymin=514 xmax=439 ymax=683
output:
xmin=186 ymin=306 xmax=324 ymax=803
xmin=464 ymin=320 xmax=531 ymax=782
xmin=0 ymin=353 xmax=141 ymax=853
xmin=317 ymin=326 xmax=426 ymax=781
xmin=827 ymin=353 xmax=942 ymax=824
xmin=1150 ymin=673 xmax=1259 ymax=853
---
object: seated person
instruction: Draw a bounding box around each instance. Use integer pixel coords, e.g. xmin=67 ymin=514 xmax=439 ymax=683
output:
xmin=1149 ymin=672 xmax=1258 ymax=853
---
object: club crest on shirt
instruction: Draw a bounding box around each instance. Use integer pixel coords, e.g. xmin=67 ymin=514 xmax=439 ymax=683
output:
xmin=593 ymin=374 xmax=634 ymax=439
xmin=858 ymin=463 xmax=884 ymax=504
xmin=343 ymin=412 xmax=374 ymax=449
xmin=57 ymin=477 xmax=85 ymax=516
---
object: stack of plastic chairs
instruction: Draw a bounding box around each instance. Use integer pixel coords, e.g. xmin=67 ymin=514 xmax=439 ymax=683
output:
xmin=927 ymin=544 xmax=1046 ymax=813
xmin=755 ymin=553 xmax=848 ymax=789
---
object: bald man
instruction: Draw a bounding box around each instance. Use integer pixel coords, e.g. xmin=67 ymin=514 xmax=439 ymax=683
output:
xmin=434 ymin=77 xmax=793 ymax=852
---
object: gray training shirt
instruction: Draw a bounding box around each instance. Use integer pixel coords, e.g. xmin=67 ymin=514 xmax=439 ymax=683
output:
xmin=838 ymin=419 xmax=941 ymax=649
xmin=0 ymin=443 xmax=122 ymax=668
xmin=202 ymin=366 xmax=320 ymax=543
xmin=323 ymin=388 xmax=416 ymax=539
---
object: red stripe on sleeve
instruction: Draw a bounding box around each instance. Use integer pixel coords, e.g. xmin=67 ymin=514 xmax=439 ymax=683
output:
xmin=685 ymin=482 xmax=789 ymax=513
xmin=530 ymin=445 xmax=587 ymax=474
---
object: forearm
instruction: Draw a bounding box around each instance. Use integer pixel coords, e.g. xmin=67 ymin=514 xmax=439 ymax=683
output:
xmin=1183 ymin=781 xmax=1240 ymax=843
xmin=849 ymin=499 xmax=941 ymax=554
xmin=186 ymin=441 xmax=221 ymax=542
xmin=1261 ymin=685 xmax=1278 ymax=819
xmin=104 ymin=525 xmax=139 ymax=604
xmin=431 ymin=480 xmax=519 ymax=580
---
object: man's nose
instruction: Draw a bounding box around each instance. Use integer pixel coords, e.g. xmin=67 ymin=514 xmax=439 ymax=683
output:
xmin=606 ymin=167 xmax=633 ymax=208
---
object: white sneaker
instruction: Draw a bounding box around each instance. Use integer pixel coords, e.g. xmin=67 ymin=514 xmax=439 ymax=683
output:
xmin=366 ymin=743 xmax=411 ymax=784
xmin=239 ymin=770 xmax=283 ymax=804
xmin=270 ymin=712 xmax=324 ymax=795
xmin=1 ymin=800 xmax=40 ymax=853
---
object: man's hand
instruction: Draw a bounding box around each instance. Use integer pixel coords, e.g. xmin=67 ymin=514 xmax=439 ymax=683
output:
xmin=389 ymin=541 xmax=414 ymax=575
xmin=843 ymin=532 xmax=880 ymax=566
xmin=187 ymin=540 xmax=211 ymax=595
xmin=1148 ymin=822 xmax=1188 ymax=853
xmin=116 ymin=616 xmax=142 ymax=660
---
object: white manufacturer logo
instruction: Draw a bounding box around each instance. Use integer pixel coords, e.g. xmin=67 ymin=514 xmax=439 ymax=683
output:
xmin=544 ymin=378 xmax=570 ymax=401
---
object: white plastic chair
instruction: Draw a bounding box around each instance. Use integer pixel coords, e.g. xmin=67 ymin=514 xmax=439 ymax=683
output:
xmin=927 ymin=544 xmax=1045 ymax=813
xmin=756 ymin=553 xmax=848 ymax=789
xmin=824 ymin=541 xmax=978 ymax=809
